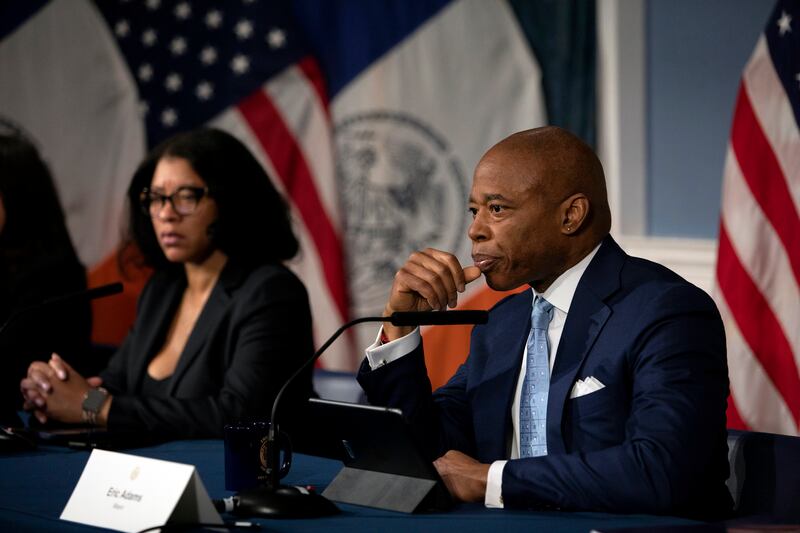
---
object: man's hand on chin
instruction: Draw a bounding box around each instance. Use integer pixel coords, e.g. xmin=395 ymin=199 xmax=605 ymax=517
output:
xmin=433 ymin=450 xmax=490 ymax=503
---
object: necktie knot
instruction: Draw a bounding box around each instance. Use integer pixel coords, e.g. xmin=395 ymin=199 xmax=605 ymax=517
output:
xmin=531 ymin=297 xmax=553 ymax=331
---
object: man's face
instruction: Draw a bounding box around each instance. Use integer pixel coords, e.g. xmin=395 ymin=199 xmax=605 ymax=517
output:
xmin=468 ymin=147 xmax=564 ymax=292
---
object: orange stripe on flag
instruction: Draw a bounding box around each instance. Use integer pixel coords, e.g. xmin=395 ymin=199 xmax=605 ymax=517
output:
xmin=87 ymin=247 xmax=151 ymax=346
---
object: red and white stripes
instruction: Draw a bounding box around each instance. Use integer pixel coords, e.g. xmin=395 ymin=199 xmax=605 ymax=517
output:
xmin=714 ymin=35 xmax=800 ymax=435
xmin=210 ymin=57 xmax=353 ymax=371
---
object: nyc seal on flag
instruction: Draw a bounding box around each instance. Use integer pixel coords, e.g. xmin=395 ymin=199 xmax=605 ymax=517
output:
xmin=335 ymin=111 xmax=469 ymax=316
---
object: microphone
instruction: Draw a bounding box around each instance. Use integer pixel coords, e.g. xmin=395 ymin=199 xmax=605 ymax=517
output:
xmin=389 ymin=310 xmax=489 ymax=326
xmin=0 ymin=282 xmax=124 ymax=337
xmin=229 ymin=309 xmax=489 ymax=519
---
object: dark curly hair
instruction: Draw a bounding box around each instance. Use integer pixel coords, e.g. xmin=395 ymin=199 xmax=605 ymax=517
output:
xmin=123 ymin=128 xmax=298 ymax=270
xmin=0 ymin=129 xmax=78 ymax=262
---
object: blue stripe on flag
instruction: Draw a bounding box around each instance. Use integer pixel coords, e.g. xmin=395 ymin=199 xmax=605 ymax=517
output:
xmin=293 ymin=0 xmax=450 ymax=97
xmin=765 ymin=0 xmax=800 ymax=130
xmin=0 ymin=1 xmax=49 ymax=41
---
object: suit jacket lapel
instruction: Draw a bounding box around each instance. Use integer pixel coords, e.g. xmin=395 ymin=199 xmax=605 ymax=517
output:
xmin=129 ymin=272 xmax=185 ymax=393
xmin=546 ymin=236 xmax=624 ymax=454
xmin=474 ymin=290 xmax=532 ymax=461
xmin=167 ymin=261 xmax=246 ymax=394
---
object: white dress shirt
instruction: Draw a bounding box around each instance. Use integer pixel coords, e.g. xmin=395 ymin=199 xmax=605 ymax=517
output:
xmin=365 ymin=244 xmax=601 ymax=508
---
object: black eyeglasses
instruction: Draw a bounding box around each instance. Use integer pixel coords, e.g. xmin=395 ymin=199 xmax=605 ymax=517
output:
xmin=139 ymin=186 xmax=210 ymax=217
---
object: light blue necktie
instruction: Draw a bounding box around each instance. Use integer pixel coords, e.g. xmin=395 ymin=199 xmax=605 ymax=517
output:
xmin=519 ymin=296 xmax=554 ymax=458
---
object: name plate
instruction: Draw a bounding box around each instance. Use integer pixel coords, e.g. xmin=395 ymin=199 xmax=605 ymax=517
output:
xmin=61 ymin=449 xmax=222 ymax=532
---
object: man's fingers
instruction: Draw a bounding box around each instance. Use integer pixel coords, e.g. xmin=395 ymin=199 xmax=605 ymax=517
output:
xmin=432 ymin=457 xmax=459 ymax=499
xmin=87 ymin=376 xmax=103 ymax=388
xmin=410 ymin=250 xmax=458 ymax=307
xmin=395 ymin=268 xmax=443 ymax=312
xmin=422 ymin=251 xmax=482 ymax=291
xmin=401 ymin=259 xmax=453 ymax=310
xmin=463 ymin=265 xmax=482 ymax=285
xmin=424 ymin=249 xmax=468 ymax=295
xmin=390 ymin=249 xmax=484 ymax=313
xmin=408 ymin=249 xmax=475 ymax=309
xmin=432 ymin=450 xmax=488 ymax=503
xmin=420 ymin=251 xmax=483 ymax=307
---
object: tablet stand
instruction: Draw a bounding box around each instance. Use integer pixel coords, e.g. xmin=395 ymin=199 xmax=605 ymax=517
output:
xmin=323 ymin=466 xmax=451 ymax=513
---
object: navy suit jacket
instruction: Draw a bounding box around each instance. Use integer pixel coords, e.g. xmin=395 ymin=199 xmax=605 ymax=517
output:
xmin=101 ymin=260 xmax=314 ymax=439
xmin=359 ymin=236 xmax=732 ymax=519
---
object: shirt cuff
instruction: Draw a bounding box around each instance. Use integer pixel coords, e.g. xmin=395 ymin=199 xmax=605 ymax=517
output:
xmin=365 ymin=327 xmax=421 ymax=370
xmin=485 ymin=460 xmax=507 ymax=508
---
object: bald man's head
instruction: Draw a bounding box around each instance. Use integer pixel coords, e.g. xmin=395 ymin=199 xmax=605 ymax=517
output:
xmin=489 ymin=126 xmax=611 ymax=239
xmin=468 ymin=126 xmax=611 ymax=292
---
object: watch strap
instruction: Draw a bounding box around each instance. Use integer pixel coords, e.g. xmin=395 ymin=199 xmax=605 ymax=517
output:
xmin=81 ymin=387 xmax=108 ymax=426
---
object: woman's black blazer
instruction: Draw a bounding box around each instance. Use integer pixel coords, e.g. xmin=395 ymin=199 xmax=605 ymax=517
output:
xmin=100 ymin=260 xmax=314 ymax=439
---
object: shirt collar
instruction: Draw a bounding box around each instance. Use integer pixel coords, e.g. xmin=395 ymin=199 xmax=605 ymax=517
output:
xmin=532 ymin=242 xmax=602 ymax=314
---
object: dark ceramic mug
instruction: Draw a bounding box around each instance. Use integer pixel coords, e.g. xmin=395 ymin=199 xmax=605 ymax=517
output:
xmin=224 ymin=421 xmax=292 ymax=491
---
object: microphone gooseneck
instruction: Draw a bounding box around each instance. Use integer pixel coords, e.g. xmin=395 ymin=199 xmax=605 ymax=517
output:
xmin=269 ymin=316 xmax=381 ymax=432
xmin=268 ymin=310 xmax=489 ymax=437
xmin=0 ymin=281 xmax=124 ymax=338
xmin=389 ymin=310 xmax=489 ymax=327
xmin=243 ymin=309 xmax=489 ymax=519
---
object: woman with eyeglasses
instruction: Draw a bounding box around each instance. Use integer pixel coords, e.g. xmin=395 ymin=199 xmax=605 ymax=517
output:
xmin=20 ymin=128 xmax=314 ymax=439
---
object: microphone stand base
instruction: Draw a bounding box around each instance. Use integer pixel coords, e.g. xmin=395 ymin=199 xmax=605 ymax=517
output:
xmin=233 ymin=484 xmax=339 ymax=518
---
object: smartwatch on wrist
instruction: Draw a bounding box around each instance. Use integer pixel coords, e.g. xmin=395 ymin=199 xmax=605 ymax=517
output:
xmin=81 ymin=387 xmax=108 ymax=426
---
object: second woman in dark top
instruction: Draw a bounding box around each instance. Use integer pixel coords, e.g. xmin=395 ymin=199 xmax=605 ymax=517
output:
xmin=0 ymin=127 xmax=92 ymax=426
xmin=21 ymin=128 xmax=314 ymax=438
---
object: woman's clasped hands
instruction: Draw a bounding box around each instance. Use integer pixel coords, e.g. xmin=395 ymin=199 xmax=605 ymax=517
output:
xmin=20 ymin=353 xmax=104 ymax=425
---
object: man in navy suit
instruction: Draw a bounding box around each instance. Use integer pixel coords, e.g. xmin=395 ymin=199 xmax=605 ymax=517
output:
xmin=358 ymin=127 xmax=732 ymax=518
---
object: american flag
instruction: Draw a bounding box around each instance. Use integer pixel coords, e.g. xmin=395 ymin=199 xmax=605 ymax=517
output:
xmin=714 ymin=0 xmax=800 ymax=436
xmin=1 ymin=0 xmax=547 ymax=374
xmin=94 ymin=0 xmax=352 ymax=369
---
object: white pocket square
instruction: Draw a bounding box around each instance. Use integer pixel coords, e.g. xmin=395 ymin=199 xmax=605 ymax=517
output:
xmin=569 ymin=376 xmax=606 ymax=399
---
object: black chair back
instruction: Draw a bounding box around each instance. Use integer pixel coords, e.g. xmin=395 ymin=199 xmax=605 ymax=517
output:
xmin=727 ymin=429 xmax=800 ymax=520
